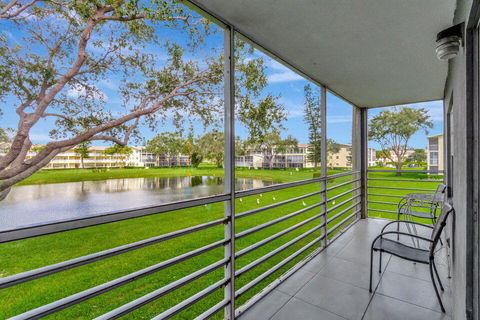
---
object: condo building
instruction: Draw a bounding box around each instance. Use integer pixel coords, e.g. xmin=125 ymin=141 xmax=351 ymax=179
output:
xmin=427 ymin=134 xmax=444 ymax=173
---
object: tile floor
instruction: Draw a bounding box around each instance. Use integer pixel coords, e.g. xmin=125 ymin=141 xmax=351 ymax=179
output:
xmin=239 ymin=218 xmax=452 ymax=320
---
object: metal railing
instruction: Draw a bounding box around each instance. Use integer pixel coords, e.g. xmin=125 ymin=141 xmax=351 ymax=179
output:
xmin=367 ymin=169 xmax=444 ymax=219
xmin=0 ymin=171 xmax=361 ymax=320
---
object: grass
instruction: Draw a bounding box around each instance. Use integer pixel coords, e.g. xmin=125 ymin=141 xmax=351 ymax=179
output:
xmin=367 ymin=167 xmax=444 ymax=220
xmin=0 ymin=166 xmax=442 ymax=319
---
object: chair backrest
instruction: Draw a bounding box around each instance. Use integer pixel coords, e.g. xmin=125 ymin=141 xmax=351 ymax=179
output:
xmin=430 ymin=202 xmax=453 ymax=256
xmin=435 ymin=183 xmax=447 ymax=195
xmin=433 ymin=184 xmax=447 ymax=202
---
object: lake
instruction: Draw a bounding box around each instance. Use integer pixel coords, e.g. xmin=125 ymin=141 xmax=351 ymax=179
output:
xmin=0 ymin=176 xmax=274 ymax=230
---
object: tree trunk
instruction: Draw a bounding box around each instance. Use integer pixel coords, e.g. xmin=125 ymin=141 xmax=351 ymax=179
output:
xmin=80 ymin=156 xmax=84 ymax=169
xmin=395 ymin=161 xmax=402 ymax=176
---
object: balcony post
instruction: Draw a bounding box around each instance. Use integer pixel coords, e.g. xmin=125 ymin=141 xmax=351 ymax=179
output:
xmin=320 ymin=85 xmax=328 ymax=246
xmin=352 ymin=106 xmax=368 ymax=219
xmin=223 ymin=26 xmax=236 ymax=319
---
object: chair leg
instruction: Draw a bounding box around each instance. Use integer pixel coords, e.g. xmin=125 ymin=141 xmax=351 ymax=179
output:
xmin=433 ymin=261 xmax=444 ymax=291
xmin=369 ymin=248 xmax=374 ymax=292
xmin=397 ymin=212 xmax=400 ymax=240
xmin=379 ymin=251 xmax=382 ymax=273
xmin=430 ymin=261 xmax=446 ymax=313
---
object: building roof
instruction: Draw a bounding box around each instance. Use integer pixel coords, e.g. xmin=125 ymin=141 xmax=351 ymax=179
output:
xmin=428 ymin=133 xmax=444 ymax=138
xmin=190 ymin=0 xmax=455 ymax=108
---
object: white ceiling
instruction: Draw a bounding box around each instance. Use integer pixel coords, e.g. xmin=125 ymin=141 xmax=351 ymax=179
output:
xmin=190 ymin=0 xmax=456 ymax=108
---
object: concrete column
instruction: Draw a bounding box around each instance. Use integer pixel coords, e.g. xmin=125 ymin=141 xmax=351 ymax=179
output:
xmin=352 ymin=106 xmax=368 ymax=219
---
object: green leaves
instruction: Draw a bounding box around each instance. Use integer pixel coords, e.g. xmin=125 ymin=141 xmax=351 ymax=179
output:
xmin=368 ymin=106 xmax=433 ymax=173
xmin=369 ymin=107 xmax=433 ymax=142
xmin=197 ymin=131 xmax=223 ymax=168
xmin=146 ymin=132 xmax=185 ymax=157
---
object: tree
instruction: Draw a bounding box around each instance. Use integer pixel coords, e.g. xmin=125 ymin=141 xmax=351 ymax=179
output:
xmin=0 ymin=127 xmax=8 ymax=143
xmin=368 ymin=107 xmax=433 ymax=175
xmin=248 ymin=130 xmax=298 ymax=169
xmin=104 ymin=144 xmax=132 ymax=167
xmin=197 ymin=131 xmax=224 ymax=168
xmin=73 ymin=142 xmax=90 ymax=169
xmin=303 ymin=84 xmax=322 ymax=168
xmin=146 ymin=132 xmax=185 ymax=167
xmin=303 ymin=85 xmax=342 ymax=168
xmin=326 ymin=139 xmax=341 ymax=157
xmin=190 ymin=152 xmax=203 ymax=168
xmin=407 ymin=148 xmax=427 ymax=165
xmin=0 ymin=1 xmax=287 ymax=200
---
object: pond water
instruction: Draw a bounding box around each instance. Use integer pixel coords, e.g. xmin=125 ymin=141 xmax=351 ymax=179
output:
xmin=0 ymin=176 xmax=274 ymax=230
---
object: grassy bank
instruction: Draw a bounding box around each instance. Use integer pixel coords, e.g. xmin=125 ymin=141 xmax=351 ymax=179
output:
xmin=17 ymin=165 xmax=328 ymax=186
xmin=0 ymin=167 xmax=444 ymax=318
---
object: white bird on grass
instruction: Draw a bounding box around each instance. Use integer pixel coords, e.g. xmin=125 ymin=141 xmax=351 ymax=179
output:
xmin=302 ymin=201 xmax=307 ymax=206
xmin=256 ymin=198 xmax=260 ymax=205
xmin=272 ymin=196 xmax=276 ymax=201
xmin=239 ymin=198 xmax=243 ymax=202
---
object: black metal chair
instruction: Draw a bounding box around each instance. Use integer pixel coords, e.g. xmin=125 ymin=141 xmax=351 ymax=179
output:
xmin=369 ymin=202 xmax=454 ymax=313
xmin=397 ymin=183 xmax=447 ymax=224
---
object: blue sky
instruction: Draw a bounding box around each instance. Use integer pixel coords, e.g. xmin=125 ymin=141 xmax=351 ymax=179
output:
xmin=1 ymin=5 xmax=443 ymax=150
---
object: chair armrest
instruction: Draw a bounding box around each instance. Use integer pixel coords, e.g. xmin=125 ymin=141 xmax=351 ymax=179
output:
xmin=371 ymin=231 xmax=433 ymax=248
xmin=381 ymin=220 xmax=434 ymax=233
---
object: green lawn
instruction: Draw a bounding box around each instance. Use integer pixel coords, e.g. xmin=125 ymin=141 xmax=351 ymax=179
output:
xmin=0 ymin=166 xmax=442 ymax=319
xmin=367 ymin=167 xmax=444 ymax=221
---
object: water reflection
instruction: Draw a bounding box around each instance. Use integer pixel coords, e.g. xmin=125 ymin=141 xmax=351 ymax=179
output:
xmin=0 ymin=176 xmax=273 ymax=230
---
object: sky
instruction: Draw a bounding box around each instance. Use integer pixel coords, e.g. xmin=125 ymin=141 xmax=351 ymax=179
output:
xmin=0 ymin=3 xmax=443 ymax=151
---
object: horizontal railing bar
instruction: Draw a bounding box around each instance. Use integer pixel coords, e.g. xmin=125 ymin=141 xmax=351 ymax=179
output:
xmin=326 ymin=170 xmax=360 ymax=179
xmin=367 ymin=177 xmax=443 ymax=183
xmin=150 ymin=279 xmax=228 ymax=320
xmin=94 ymin=258 xmax=228 ymax=320
xmin=0 ymin=193 xmax=230 ymax=243
xmin=235 ymin=202 xmax=322 ymax=239
xmin=368 ymin=186 xmax=436 ymax=192
xmin=367 ymin=193 xmax=405 ymax=199
xmin=327 ymin=186 xmax=361 ymax=202
xmin=236 ymin=224 xmax=323 ymax=277
xmin=235 ymin=177 xmax=322 ymax=197
xmin=367 ymin=169 xmax=444 ymax=173
xmin=194 ymin=299 xmax=230 ymax=320
xmin=10 ymin=241 xmax=227 ymax=320
xmin=328 ymin=211 xmax=359 ymax=234
xmin=367 ymin=208 xmax=397 ymax=214
xmin=367 ymin=200 xmax=399 ymax=206
xmin=235 ymin=236 xmax=321 ymax=298
xmin=0 ymin=219 xmax=226 ymax=289
xmin=236 ymin=191 xmax=322 ymax=219
xmin=327 ymin=195 xmax=360 ymax=213
xmin=235 ymin=212 xmax=325 ymax=258
xmin=326 ymin=178 xmax=361 ymax=191
xmin=327 ymin=201 xmax=361 ymax=224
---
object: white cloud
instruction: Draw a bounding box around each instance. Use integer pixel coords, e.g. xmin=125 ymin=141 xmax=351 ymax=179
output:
xmin=327 ymin=115 xmax=353 ymax=124
xmin=370 ymin=101 xmax=444 ymax=122
xmin=268 ymin=71 xmax=304 ymax=84
xmin=264 ymin=57 xmax=305 ymax=83
xmin=67 ymin=84 xmax=108 ymax=101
